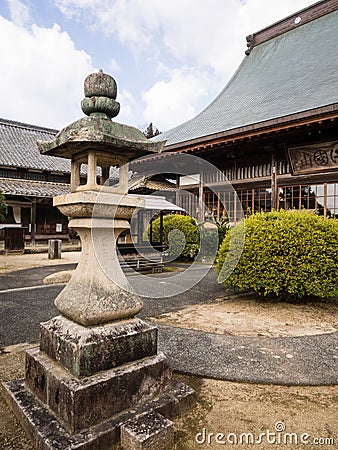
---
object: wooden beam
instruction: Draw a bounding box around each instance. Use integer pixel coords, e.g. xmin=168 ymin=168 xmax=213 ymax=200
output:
xmin=30 ymin=200 xmax=36 ymax=245
xmin=164 ymin=106 xmax=338 ymax=153
xmin=271 ymin=152 xmax=278 ymax=210
xmin=247 ymin=0 xmax=338 ymax=50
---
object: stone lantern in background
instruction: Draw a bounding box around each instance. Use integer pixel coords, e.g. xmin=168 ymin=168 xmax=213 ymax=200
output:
xmin=4 ymin=71 xmax=195 ymax=450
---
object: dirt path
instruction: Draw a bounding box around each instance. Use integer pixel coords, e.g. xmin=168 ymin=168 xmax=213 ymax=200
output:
xmin=0 ymin=260 xmax=337 ymax=449
xmin=150 ymin=295 xmax=338 ymax=337
xmin=0 ymin=251 xmax=80 ymax=274
xmin=1 ymin=348 xmax=337 ymax=450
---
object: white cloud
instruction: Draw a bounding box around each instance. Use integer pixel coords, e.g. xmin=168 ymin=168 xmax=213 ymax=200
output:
xmin=54 ymin=0 xmax=98 ymax=17
xmin=117 ymin=89 xmax=137 ymax=124
xmin=238 ymin=0 xmax=317 ymax=33
xmin=53 ymin=0 xmax=315 ymax=78
xmin=54 ymin=0 xmax=315 ymax=131
xmin=0 ymin=15 xmax=96 ymax=129
xmin=109 ymin=57 xmax=120 ymax=73
xmin=0 ymin=0 xmax=317 ymax=131
xmin=7 ymin=0 xmax=31 ymax=27
xmin=142 ymin=67 xmax=209 ymax=131
xmin=54 ymin=0 xmax=152 ymax=49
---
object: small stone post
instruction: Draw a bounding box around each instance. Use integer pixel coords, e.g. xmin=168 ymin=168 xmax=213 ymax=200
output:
xmin=48 ymin=239 xmax=62 ymax=259
xmin=4 ymin=70 xmax=195 ymax=450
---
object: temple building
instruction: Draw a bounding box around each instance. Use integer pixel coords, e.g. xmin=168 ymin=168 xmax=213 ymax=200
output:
xmin=153 ymin=0 xmax=338 ymax=223
xmin=0 ymin=119 xmax=70 ymax=245
xmin=1 ymin=0 xmax=337 ymax=248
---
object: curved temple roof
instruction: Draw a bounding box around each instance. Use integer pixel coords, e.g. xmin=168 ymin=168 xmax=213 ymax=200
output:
xmin=0 ymin=118 xmax=67 ymax=172
xmin=155 ymin=4 xmax=338 ymax=148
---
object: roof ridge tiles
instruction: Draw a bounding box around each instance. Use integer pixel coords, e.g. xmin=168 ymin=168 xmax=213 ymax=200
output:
xmin=0 ymin=117 xmax=58 ymax=135
xmin=0 ymin=177 xmax=68 ymax=186
xmin=246 ymin=0 xmax=338 ymax=53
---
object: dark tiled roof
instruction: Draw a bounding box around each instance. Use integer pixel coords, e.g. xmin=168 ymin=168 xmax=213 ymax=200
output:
xmin=0 ymin=177 xmax=69 ymax=198
xmin=130 ymin=177 xmax=177 ymax=192
xmin=0 ymin=118 xmax=70 ymax=172
xmin=155 ymin=5 xmax=338 ymax=147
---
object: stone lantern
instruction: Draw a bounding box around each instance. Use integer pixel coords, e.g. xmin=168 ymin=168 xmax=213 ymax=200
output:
xmin=4 ymin=71 xmax=195 ymax=450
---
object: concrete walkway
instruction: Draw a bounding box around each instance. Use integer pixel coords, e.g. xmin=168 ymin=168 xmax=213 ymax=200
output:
xmin=0 ymin=260 xmax=337 ymax=386
xmin=157 ymin=324 xmax=338 ymax=386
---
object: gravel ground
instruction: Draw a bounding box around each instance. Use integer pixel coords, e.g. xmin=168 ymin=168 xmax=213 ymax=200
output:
xmin=1 ymin=348 xmax=337 ymax=450
xmin=0 ymin=253 xmax=337 ymax=449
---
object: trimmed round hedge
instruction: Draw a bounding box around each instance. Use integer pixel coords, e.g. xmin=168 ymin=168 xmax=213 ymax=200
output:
xmin=150 ymin=214 xmax=200 ymax=260
xmin=217 ymin=210 xmax=338 ymax=301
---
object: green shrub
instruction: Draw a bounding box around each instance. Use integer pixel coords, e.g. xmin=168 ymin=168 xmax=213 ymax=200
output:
xmin=149 ymin=214 xmax=200 ymax=260
xmin=198 ymin=218 xmax=229 ymax=257
xmin=199 ymin=225 xmax=219 ymax=257
xmin=0 ymin=191 xmax=7 ymax=223
xmin=217 ymin=209 xmax=338 ymax=301
xmin=214 ymin=215 xmax=230 ymax=244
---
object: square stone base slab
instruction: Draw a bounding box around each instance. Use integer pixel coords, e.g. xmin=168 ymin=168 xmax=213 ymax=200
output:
xmin=3 ymin=378 xmax=195 ymax=450
xmin=40 ymin=316 xmax=158 ymax=378
xmin=25 ymin=348 xmax=172 ymax=433
xmin=121 ymin=411 xmax=174 ymax=450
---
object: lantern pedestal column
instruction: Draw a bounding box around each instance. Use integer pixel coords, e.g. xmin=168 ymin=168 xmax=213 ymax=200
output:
xmin=3 ymin=70 xmax=195 ymax=450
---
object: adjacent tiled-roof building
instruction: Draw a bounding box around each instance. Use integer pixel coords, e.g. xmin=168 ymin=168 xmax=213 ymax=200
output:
xmin=0 ymin=119 xmax=68 ymax=172
xmin=0 ymin=178 xmax=70 ymax=198
xmin=0 ymin=118 xmax=72 ymax=244
xmin=156 ymin=0 xmax=338 ymax=150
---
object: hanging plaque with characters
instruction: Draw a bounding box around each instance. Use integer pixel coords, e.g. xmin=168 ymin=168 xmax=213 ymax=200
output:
xmin=287 ymin=141 xmax=338 ymax=175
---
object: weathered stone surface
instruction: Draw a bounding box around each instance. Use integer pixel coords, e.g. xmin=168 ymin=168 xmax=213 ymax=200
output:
xmin=81 ymin=96 xmax=120 ymax=118
xmin=48 ymin=239 xmax=62 ymax=259
xmin=40 ymin=316 xmax=158 ymax=377
xmin=121 ymin=411 xmax=174 ymax=450
xmin=52 ymin=217 xmax=144 ymax=326
xmin=4 ymin=70 xmax=195 ymax=450
xmin=43 ymin=270 xmax=73 ymax=285
xmin=84 ymin=71 xmax=118 ymax=100
xmin=53 ymin=191 xmax=144 ymax=219
xmin=155 ymin=379 xmax=197 ymax=420
xmin=25 ymin=347 xmax=172 ymax=433
xmin=3 ymin=378 xmax=195 ymax=450
xmin=25 ymin=348 xmax=48 ymax=405
xmin=37 ymin=116 xmax=165 ymax=160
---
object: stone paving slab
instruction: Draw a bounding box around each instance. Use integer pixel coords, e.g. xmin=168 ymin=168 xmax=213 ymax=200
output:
xmin=156 ymin=324 xmax=338 ymax=386
xmin=1 ymin=263 xmax=337 ymax=386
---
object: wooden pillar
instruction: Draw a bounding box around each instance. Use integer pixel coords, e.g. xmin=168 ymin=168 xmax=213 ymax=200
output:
xmin=149 ymin=216 xmax=153 ymax=245
xmin=250 ymin=188 xmax=254 ymax=214
xmin=271 ymin=152 xmax=278 ymax=210
xmin=101 ymin=166 xmax=110 ymax=186
xmin=30 ymin=200 xmax=36 ymax=245
xmin=198 ymin=176 xmax=204 ymax=222
xmin=233 ymin=191 xmax=237 ymax=224
xmin=159 ymin=211 xmax=164 ymax=246
xmin=176 ymin=175 xmax=181 ymax=209
xmin=137 ymin=211 xmax=143 ymax=244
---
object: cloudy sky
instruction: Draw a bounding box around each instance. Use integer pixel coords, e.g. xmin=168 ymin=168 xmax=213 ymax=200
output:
xmin=0 ymin=0 xmax=315 ymax=132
